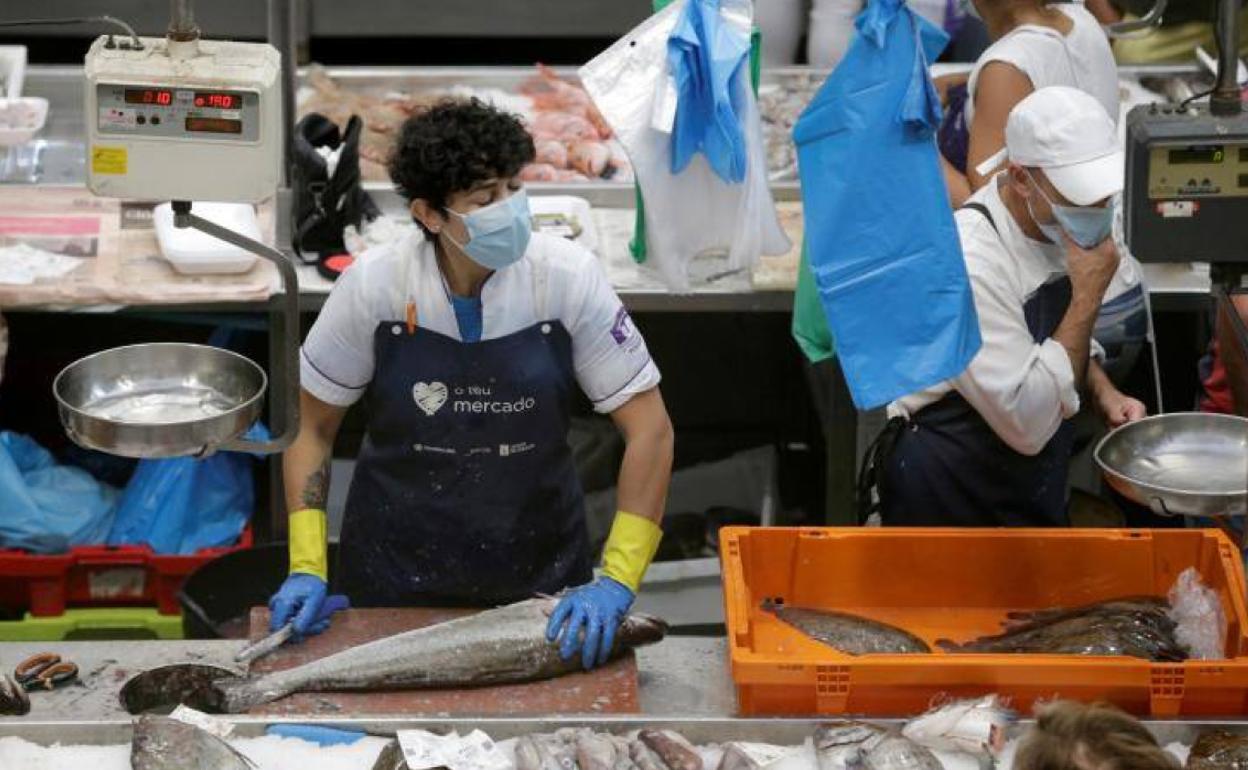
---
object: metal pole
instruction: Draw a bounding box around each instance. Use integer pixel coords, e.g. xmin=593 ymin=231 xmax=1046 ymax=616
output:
xmin=168 ymin=0 xmax=198 ymax=40
xmin=268 ymin=0 xmax=297 ymax=188
xmin=1211 ymin=0 xmax=1243 ymax=115
xmin=171 ymin=202 xmax=300 ymax=456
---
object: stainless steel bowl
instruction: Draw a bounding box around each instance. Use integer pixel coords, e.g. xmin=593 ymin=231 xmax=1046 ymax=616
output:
xmin=54 ymin=343 xmax=266 ymax=458
xmin=1095 ymin=412 xmax=1248 ymax=518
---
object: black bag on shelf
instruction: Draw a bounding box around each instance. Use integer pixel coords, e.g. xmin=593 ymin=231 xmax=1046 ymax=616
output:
xmin=291 ymin=113 xmax=380 ymax=277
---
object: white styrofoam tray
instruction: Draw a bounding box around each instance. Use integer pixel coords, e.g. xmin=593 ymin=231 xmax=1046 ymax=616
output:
xmin=153 ymin=202 xmax=261 ymax=275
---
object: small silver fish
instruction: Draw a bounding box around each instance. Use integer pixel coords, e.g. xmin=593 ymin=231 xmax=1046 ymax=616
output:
xmin=858 ymin=732 xmax=943 ymax=770
xmin=814 ymin=723 xmax=886 ymax=770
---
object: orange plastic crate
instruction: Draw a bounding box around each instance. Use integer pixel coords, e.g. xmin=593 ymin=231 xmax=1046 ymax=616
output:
xmin=721 ymin=527 xmax=1248 ymax=717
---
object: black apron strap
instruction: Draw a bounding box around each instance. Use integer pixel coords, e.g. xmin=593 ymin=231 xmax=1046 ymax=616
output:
xmin=856 ymin=416 xmax=906 ymax=524
xmin=961 ymin=202 xmax=999 ymax=235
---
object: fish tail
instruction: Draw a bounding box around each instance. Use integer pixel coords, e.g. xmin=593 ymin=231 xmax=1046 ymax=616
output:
xmin=212 ymin=674 xmax=289 ymax=714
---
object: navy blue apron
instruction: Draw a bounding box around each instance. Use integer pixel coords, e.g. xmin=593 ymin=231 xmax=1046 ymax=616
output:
xmin=335 ymin=268 xmax=592 ymax=607
xmin=871 ymin=203 xmax=1076 ymax=526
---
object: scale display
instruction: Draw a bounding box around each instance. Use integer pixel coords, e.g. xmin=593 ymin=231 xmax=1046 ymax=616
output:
xmin=124 ymin=88 xmax=174 ymax=106
xmin=1146 ymin=140 xmax=1248 ymax=198
xmin=94 ymin=83 xmax=260 ymax=143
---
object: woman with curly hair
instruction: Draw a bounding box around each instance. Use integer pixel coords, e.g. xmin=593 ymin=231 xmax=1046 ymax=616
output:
xmin=268 ymin=99 xmax=674 ymax=670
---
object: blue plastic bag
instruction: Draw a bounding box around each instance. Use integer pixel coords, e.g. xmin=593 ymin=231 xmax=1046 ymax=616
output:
xmin=108 ymin=424 xmax=267 ymax=555
xmin=667 ymin=0 xmax=752 ymax=183
xmin=794 ymin=0 xmax=981 ymax=410
xmin=0 ymin=432 xmax=120 ymax=553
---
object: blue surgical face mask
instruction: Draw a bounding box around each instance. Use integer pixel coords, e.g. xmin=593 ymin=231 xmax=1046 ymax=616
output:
xmin=1026 ymin=170 xmax=1114 ymax=249
xmin=444 ymin=188 xmax=532 ymax=270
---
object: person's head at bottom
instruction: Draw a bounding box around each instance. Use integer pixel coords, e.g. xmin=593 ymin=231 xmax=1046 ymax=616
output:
xmin=1014 ymin=700 xmax=1180 ymax=770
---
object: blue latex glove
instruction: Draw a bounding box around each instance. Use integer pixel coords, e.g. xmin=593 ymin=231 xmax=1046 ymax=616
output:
xmin=544 ymin=577 xmax=635 ymax=670
xmin=268 ymin=573 xmax=329 ymax=639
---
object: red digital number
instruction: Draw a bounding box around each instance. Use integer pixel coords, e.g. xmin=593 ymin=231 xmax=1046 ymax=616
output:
xmin=142 ymin=91 xmax=154 ymax=104
xmin=157 ymin=91 xmax=172 ymax=106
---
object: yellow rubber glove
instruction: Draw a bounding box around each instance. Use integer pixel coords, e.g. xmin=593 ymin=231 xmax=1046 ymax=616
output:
xmin=288 ymin=508 xmax=329 ymax=581
xmin=600 ymin=510 xmax=663 ymax=593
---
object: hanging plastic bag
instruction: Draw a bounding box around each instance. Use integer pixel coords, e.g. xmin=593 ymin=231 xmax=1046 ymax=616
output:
xmin=794 ymin=0 xmax=980 ymax=409
xmin=581 ymin=0 xmax=790 ymax=293
xmin=668 ymin=0 xmax=752 ymax=182
xmin=0 ymin=432 xmax=120 ymax=553
xmin=107 ymin=423 xmax=267 ymax=555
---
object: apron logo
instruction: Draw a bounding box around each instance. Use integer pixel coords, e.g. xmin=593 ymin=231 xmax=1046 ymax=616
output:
xmin=412 ymin=381 xmax=448 ymax=416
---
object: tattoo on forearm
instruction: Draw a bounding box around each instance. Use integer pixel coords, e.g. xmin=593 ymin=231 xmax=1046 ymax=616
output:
xmin=300 ymin=460 xmax=330 ymax=509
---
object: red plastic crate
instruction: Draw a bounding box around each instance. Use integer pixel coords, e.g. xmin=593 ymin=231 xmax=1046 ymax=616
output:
xmin=721 ymin=527 xmax=1248 ymax=718
xmin=0 ymin=528 xmax=253 ymax=617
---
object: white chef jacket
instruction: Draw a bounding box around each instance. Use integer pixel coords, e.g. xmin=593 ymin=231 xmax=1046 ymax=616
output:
xmin=889 ymin=178 xmax=1104 ymax=456
xmin=301 ymin=230 xmax=661 ymax=414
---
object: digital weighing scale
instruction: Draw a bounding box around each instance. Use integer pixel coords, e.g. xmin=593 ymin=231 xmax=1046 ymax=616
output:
xmin=54 ymin=0 xmax=299 ymax=458
xmin=1098 ymin=0 xmax=1248 ymax=528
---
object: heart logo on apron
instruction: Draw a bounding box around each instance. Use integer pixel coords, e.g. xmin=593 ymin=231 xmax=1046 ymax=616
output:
xmin=412 ymin=381 xmax=448 ymax=416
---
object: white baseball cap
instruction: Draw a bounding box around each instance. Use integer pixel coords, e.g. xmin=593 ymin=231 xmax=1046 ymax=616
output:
xmin=975 ymin=86 xmax=1123 ymax=206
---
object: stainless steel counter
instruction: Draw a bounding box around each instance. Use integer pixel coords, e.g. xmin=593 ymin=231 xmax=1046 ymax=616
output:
xmin=0 ymin=636 xmax=736 ymax=724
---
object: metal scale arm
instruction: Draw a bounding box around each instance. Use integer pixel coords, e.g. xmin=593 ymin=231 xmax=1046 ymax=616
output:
xmin=172 ymin=201 xmax=300 ymax=455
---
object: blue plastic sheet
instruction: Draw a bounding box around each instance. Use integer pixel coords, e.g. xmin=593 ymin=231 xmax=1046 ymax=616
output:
xmin=108 ymin=423 xmax=267 ymax=555
xmin=794 ymin=0 xmax=981 ymax=410
xmin=0 ymin=432 xmax=120 ymax=553
xmin=667 ymin=0 xmax=752 ymax=183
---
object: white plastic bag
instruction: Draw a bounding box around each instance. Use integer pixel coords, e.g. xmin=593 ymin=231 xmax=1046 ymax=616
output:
xmin=579 ymin=0 xmax=790 ymax=293
xmin=1167 ymin=567 xmax=1227 ymax=660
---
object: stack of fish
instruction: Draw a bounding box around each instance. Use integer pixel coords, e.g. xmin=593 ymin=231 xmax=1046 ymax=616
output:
xmin=127 ymin=709 xmax=1018 ymax=770
xmin=297 ymin=65 xmax=632 ymax=185
xmin=762 ymin=596 xmax=1193 ymax=662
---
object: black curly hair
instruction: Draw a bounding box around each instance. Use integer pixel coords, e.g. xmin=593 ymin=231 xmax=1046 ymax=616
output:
xmin=388 ymin=98 xmax=535 ymax=241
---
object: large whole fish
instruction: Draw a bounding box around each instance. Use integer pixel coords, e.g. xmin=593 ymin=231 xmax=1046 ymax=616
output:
xmin=1187 ymin=730 xmax=1248 ymax=769
xmin=763 ymin=600 xmax=930 ymax=655
xmin=938 ymin=597 xmax=1186 ymax=661
xmin=130 ymin=715 xmax=254 ymax=770
xmin=205 ymin=598 xmax=666 ymax=713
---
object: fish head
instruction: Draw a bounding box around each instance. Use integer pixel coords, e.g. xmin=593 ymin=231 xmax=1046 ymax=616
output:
xmin=120 ymin=664 xmax=239 ymax=715
xmin=0 ymin=673 xmax=29 ymax=716
xmin=620 ymin=613 xmax=669 ymax=648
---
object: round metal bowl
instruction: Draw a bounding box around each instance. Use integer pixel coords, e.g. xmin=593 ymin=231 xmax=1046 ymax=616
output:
xmin=1095 ymin=412 xmax=1248 ymax=518
xmin=54 ymin=343 xmax=266 ymax=458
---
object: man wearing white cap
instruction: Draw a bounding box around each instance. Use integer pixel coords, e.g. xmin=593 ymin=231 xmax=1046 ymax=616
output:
xmin=867 ymin=86 xmax=1147 ymax=527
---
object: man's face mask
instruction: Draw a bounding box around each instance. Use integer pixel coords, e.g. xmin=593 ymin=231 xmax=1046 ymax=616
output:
xmin=1026 ymin=169 xmax=1114 ymax=249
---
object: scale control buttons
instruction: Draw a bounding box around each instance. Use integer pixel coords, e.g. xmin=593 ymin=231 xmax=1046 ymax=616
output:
xmin=136 ymin=115 xmax=146 ymax=125
xmin=151 ymin=116 xmax=161 ymax=126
